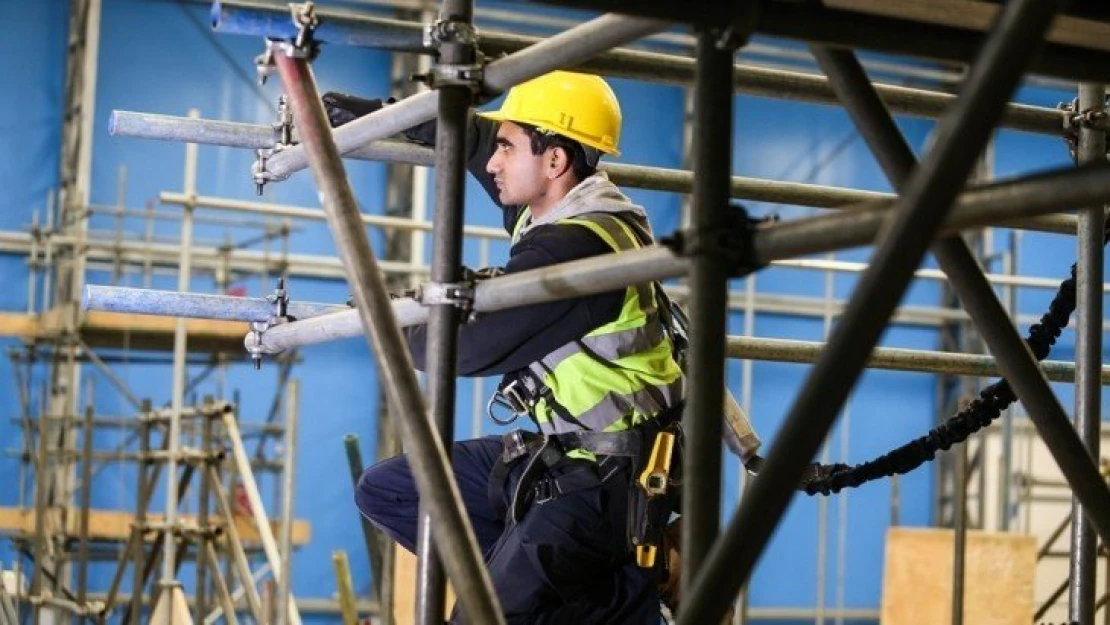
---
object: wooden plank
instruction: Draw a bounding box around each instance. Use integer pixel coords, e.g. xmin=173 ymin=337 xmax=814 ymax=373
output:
xmin=0 ymin=507 xmax=311 ymax=546
xmin=392 ymin=544 xmax=455 ymax=625
xmin=882 ymin=527 xmax=1036 ymax=625
xmin=826 ymin=0 xmax=1110 ymax=53
xmin=0 ymin=313 xmax=38 ymax=339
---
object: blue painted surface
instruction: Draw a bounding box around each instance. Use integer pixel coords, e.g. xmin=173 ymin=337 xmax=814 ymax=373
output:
xmin=1 ymin=1 xmax=1104 ymax=622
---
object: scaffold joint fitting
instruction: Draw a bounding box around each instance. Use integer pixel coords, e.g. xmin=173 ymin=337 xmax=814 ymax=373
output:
xmin=416 ymin=280 xmax=475 ymax=312
xmin=661 ymin=203 xmax=767 ymax=277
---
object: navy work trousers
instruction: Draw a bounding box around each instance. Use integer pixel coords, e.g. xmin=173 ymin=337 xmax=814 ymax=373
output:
xmin=355 ymin=436 xmax=660 ymax=624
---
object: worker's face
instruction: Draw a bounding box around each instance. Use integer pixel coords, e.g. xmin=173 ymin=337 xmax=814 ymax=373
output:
xmin=486 ymin=121 xmax=548 ymax=207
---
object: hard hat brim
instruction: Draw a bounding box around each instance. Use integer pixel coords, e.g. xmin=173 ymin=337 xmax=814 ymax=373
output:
xmin=477 ymin=110 xmax=621 ymax=158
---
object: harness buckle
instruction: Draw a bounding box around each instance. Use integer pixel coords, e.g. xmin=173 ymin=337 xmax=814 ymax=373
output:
xmin=532 ymin=478 xmax=556 ymax=505
xmin=500 ymin=429 xmax=531 ymax=464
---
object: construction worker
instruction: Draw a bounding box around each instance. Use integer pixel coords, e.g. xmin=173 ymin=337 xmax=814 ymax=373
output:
xmin=329 ymin=71 xmax=684 ymax=624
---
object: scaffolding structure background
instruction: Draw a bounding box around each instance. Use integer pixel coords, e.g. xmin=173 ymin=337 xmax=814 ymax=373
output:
xmin=2 ymin=0 xmax=1110 ymax=623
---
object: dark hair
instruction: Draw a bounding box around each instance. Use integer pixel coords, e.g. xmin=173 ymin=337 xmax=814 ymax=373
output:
xmin=518 ymin=123 xmax=599 ymax=183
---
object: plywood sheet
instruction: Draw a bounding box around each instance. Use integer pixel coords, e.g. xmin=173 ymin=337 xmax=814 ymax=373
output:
xmin=882 ymin=527 xmax=1036 ymax=625
xmin=392 ymin=544 xmax=455 ymax=625
xmin=0 ymin=506 xmax=311 ymax=546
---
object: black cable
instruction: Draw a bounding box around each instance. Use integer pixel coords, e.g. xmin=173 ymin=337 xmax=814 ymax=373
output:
xmin=799 ymin=225 xmax=1102 ymax=496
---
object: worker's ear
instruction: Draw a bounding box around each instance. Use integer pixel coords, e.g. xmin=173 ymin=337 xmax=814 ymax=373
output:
xmin=544 ymin=146 xmax=572 ymax=180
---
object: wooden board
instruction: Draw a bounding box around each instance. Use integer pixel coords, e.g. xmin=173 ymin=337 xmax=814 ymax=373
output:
xmin=826 ymin=0 xmax=1110 ymax=53
xmin=882 ymin=527 xmax=1036 ymax=625
xmin=0 ymin=507 xmax=311 ymax=546
xmin=392 ymin=544 xmax=455 ymax=625
xmin=0 ymin=313 xmax=38 ymax=339
xmin=0 ymin=308 xmax=248 ymax=352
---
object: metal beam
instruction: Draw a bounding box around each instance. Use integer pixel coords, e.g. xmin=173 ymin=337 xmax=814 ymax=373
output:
xmin=1068 ymin=81 xmax=1106 ymax=624
xmin=271 ymin=44 xmax=503 ymax=624
xmin=679 ymin=1 xmax=1066 ymax=622
xmin=680 ymin=26 xmax=734 ymax=596
xmin=263 ymin=13 xmax=668 ymax=182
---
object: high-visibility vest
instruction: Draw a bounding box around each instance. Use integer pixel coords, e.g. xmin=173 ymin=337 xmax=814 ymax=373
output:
xmin=510 ymin=209 xmax=684 ymax=435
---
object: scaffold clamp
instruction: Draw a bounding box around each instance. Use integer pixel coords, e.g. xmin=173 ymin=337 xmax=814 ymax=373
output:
xmin=416 ymin=280 xmax=475 ymax=312
xmin=416 ymin=19 xmax=484 ymax=92
xmin=245 ymin=278 xmax=292 ymax=368
xmin=660 ymin=203 xmax=769 ymax=277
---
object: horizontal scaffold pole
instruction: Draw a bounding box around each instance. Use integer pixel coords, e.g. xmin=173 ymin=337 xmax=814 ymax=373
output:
xmin=113 ymin=110 xmax=1086 ymax=235
xmin=209 ymin=0 xmax=1064 ymax=135
xmin=80 ymin=286 xmax=1108 ymax=383
xmin=83 ymin=155 xmax=1110 ymax=353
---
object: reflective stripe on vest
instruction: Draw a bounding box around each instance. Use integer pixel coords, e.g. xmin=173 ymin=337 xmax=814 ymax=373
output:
xmin=522 ymin=212 xmax=684 ymax=435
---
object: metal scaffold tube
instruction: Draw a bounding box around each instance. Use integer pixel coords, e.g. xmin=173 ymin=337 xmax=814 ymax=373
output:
xmin=812 ymin=36 xmax=1110 ymax=559
xmin=415 ymin=1 xmax=474 ymax=621
xmin=680 ymin=1 xmax=1069 ymax=622
xmin=264 ymin=13 xmax=668 ymax=181
xmin=1068 ymin=81 xmax=1106 ymax=624
xmin=270 ymin=43 xmax=504 ymax=624
xmin=117 ymin=110 xmax=1078 ymax=235
xmin=207 ymin=0 xmax=1065 ymax=136
xmin=680 ymin=26 xmax=735 ymax=598
xmin=81 ymin=151 xmax=1110 ymax=355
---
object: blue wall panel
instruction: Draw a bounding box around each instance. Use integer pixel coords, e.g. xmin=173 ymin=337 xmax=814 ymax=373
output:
xmin=3 ymin=2 xmax=1102 ymax=623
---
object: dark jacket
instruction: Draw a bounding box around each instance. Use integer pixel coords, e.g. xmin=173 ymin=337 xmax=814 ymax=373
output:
xmin=402 ymin=115 xmax=629 ymax=377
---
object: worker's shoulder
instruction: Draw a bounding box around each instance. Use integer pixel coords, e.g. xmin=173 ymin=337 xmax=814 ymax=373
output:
xmin=514 ymin=218 xmax=616 ymax=262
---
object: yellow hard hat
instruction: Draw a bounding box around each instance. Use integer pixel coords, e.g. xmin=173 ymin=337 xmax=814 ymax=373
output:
xmin=481 ymin=70 xmax=622 ymax=156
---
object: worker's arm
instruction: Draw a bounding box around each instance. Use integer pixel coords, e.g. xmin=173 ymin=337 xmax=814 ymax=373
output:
xmin=404 ymin=225 xmax=624 ymax=376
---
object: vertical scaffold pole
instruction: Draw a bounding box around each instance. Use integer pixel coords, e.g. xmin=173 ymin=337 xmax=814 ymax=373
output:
xmin=416 ymin=1 xmax=476 ymax=623
xmin=270 ymin=38 xmax=504 ymax=624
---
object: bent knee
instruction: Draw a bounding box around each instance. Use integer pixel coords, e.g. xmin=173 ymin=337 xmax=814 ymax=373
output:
xmin=354 ymin=458 xmax=413 ymax=521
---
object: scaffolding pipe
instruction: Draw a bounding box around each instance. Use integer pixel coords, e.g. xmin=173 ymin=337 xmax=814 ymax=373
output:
xmin=680 ymin=2 xmax=1067 ymax=622
xmin=207 ymin=0 xmax=1065 ymax=136
xmin=271 ymin=45 xmax=504 ymax=624
xmin=81 ymin=154 xmax=1110 ymax=353
xmin=727 ymin=336 xmax=1110 ymax=383
xmin=416 ymin=2 xmax=474 ymax=620
xmin=343 ymin=435 xmax=383 ymax=602
xmin=211 ymin=0 xmax=430 ymax=52
xmin=681 ymin=26 xmax=733 ymax=596
xmin=206 ymin=465 xmax=266 ymax=623
xmin=221 ymin=407 xmax=302 ymax=625
xmin=165 ymin=121 xmax=200 ymax=594
xmin=83 ymin=284 xmax=345 ymax=322
xmin=1069 ymin=81 xmax=1106 ymax=624
xmin=264 ymin=13 xmax=669 ymax=181
xmin=813 ymin=37 xmax=1110 ymax=556
xmin=124 ymin=112 xmax=1079 ymax=235
xmin=277 ymin=379 xmax=299 ymax=625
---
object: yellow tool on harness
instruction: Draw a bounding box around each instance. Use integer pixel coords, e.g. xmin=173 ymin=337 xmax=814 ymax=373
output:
xmin=635 ymin=430 xmax=676 ymax=567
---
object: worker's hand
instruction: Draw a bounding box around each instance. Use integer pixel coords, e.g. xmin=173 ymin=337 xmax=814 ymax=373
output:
xmin=466 ymin=266 xmax=505 ymax=282
xmin=321 ymin=92 xmax=393 ymax=127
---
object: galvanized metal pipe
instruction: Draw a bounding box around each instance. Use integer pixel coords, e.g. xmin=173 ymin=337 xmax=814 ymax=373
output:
xmin=211 ymin=0 xmax=430 ymax=52
xmin=206 ymin=465 xmax=266 ymax=622
xmin=343 ymin=435 xmax=383 ymax=603
xmin=277 ymin=379 xmax=300 ymax=625
xmin=1069 ymin=81 xmax=1106 ymax=624
xmin=243 ymin=158 xmax=1110 ymax=354
xmin=272 ymin=47 xmax=504 ymax=624
xmin=727 ymin=336 xmax=1110 ymax=383
xmin=83 ymin=284 xmax=345 ymax=322
xmin=416 ymin=2 xmax=474 ymax=620
xmin=814 ymin=38 xmax=1110 ymax=558
xmin=680 ymin=2 xmax=1067 ymax=622
xmin=221 ymin=406 xmax=302 ymax=625
xmin=265 ymin=13 xmax=667 ymax=181
xmin=681 ymin=27 xmax=733 ymax=597
xmin=207 ymin=0 xmax=1064 ymax=136
xmin=124 ymin=112 xmax=1077 ymax=234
